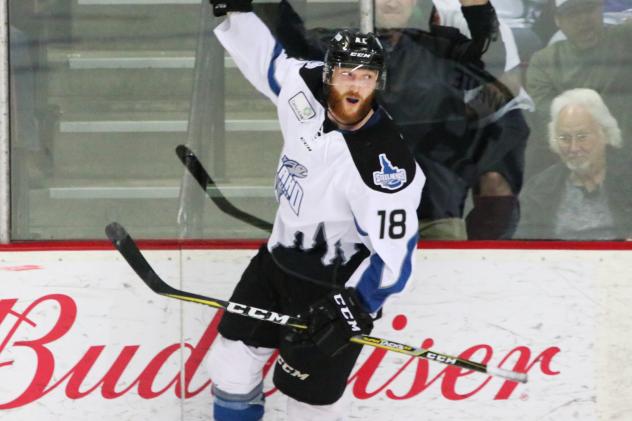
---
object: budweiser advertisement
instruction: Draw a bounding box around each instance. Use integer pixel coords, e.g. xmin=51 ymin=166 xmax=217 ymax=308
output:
xmin=0 ymin=248 xmax=630 ymax=420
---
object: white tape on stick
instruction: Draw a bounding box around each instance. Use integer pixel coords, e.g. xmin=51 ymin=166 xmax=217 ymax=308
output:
xmin=486 ymin=365 xmax=528 ymax=383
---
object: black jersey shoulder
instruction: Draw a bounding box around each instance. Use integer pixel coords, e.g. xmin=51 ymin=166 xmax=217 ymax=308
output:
xmin=299 ymin=64 xmax=326 ymax=104
xmin=343 ymin=109 xmax=417 ymax=194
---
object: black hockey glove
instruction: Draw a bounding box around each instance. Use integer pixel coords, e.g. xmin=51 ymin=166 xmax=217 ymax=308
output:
xmin=210 ymin=0 xmax=252 ymax=16
xmin=304 ymin=288 xmax=373 ymax=357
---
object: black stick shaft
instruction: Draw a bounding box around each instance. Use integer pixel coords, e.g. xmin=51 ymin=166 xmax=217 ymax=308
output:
xmin=106 ymin=222 xmax=304 ymax=328
xmin=175 ymin=145 xmax=273 ymax=232
xmin=105 ymin=222 xmax=527 ymax=384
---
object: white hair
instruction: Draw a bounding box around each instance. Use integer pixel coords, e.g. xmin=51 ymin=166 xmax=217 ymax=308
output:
xmin=547 ymin=88 xmax=622 ymax=153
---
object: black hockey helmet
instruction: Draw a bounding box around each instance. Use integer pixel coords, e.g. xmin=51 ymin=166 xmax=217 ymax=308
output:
xmin=323 ymin=30 xmax=387 ymax=90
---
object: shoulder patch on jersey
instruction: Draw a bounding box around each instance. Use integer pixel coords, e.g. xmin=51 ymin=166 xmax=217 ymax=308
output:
xmin=289 ymin=92 xmax=316 ymax=122
xmin=343 ymin=110 xmax=417 ymax=194
xmin=372 ymin=153 xmax=407 ymax=190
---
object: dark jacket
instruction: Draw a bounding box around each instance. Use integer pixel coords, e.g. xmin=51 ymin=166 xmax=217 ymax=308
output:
xmin=516 ymin=151 xmax=632 ymax=239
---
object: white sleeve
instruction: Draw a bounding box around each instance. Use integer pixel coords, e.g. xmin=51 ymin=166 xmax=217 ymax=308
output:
xmin=346 ymin=166 xmax=425 ymax=313
xmin=496 ymin=20 xmax=520 ymax=71
xmin=213 ymin=12 xmax=302 ymax=105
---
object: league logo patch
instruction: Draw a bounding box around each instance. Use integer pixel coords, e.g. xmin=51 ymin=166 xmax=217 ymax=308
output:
xmin=373 ymin=153 xmax=407 ymax=190
xmin=289 ymin=92 xmax=316 ymax=122
xmin=276 ymin=156 xmax=307 ymax=215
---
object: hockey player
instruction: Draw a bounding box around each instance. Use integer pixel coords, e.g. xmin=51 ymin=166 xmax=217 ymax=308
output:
xmin=274 ymin=0 xmax=530 ymax=241
xmin=206 ymin=2 xmax=425 ymax=420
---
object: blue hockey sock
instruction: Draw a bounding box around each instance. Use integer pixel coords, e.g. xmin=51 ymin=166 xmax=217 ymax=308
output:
xmin=212 ymin=382 xmax=264 ymax=421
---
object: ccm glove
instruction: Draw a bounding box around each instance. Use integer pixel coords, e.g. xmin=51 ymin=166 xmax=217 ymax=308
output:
xmin=305 ymin=288 xmax=373 ymax=357
xmin=210 ymin=0 xmax=252 ymax=16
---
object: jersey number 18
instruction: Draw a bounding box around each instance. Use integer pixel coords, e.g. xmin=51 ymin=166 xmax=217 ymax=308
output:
xmin=377 ymin=210 xmax=406 ymax=239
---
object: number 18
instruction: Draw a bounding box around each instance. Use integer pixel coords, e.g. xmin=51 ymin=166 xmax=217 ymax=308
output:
xmin=377 ymin=209 xmax=406 ymax=239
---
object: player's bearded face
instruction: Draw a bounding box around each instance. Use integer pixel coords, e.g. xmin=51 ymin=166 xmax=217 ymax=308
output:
xmin=327 ymin=67 xmax=378 ymax=126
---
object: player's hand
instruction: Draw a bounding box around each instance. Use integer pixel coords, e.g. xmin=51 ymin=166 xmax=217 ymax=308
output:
xmin=304 ymin=288 xmax=373 ymax=357
xmin=210 ymin=0 xmax=253 ymax=16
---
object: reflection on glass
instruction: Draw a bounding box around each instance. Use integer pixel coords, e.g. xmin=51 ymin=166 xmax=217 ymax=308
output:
xmin=9 ymin=18 xmax=45 ymax=240
xmin=6 ymin=0 xmax=631 ymax=242
xmin=7 ymin=1 xmax=361 ymax=240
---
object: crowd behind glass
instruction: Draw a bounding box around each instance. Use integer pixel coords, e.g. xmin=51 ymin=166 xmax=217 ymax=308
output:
xmin=7 ymin=0 xmax=632 ymax=241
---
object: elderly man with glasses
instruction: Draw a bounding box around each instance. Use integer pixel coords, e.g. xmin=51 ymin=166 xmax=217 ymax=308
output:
xmin=516 ymin=88 xmax=632 ymax=240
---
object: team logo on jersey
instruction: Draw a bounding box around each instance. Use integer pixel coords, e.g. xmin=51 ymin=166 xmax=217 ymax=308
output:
xmin=275 ymin=156 xmax=307 ymax=215
xmin=282 ymin=156 xmax=308 ymax=178
xmin=372 ymin=153 xmax=407 ymax=190
xmin=289 ymin=92 xmax=316 ymax=122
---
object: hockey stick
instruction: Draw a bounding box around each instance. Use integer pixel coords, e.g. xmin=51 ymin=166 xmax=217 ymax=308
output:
xmin=175 ymin=144 xmax=273 ymax=232
xmin=176 ymin=144 xmax=343 ymax=290
xmin=105 ymin=222 xmax=527 ymax=384
xmin=106 ymin=222 xmax=303 ymax=328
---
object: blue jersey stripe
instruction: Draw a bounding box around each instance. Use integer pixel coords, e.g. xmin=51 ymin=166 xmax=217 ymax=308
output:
xmin=267 ymin=42 xmax=283 ymax=96
xmin=354 ymin=217 xmax=368 ymax=236
xmin=356 ymin=233 xmax=418 ymax=312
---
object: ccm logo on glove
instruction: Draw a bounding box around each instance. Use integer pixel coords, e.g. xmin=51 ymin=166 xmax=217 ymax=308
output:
xmin=332 ymin=293 xmax=362 ymax=332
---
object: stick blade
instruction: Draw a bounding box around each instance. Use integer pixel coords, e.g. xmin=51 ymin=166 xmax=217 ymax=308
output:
xmin=105 ymin=222 xmax=171 ymax=294
xmin=175 ymin=144 xmax=192 ymax=166
xmin=486 ymin=366 xmax=528 ymax=383
xmin=175 ymin=144 xmax=273 ymax=232
xmin=105 ymin=222 xmax=227 ymax=309
xmin=105 ymin=221 xmax=128 ymax=246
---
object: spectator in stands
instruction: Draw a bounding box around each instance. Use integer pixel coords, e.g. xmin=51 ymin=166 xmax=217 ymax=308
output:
xmin=525 ymin=0 xmax=632 ymax=174
xmin=434 ymin=0 xmax=547 ymax=64
xmin=516 ymin=89 xmax=632 ymax=239
xmin=276 ymin=0 xmax=530 ymax=240
xmin=429 ymin=0 xmax=533 ymax=239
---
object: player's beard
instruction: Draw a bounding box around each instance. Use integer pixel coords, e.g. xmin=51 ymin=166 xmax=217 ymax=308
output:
xmin=327 ymin=85 xmax=375 ymax=127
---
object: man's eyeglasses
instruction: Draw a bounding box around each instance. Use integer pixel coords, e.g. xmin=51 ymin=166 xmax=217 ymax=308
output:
xmin=556 ymin=132 xmax=594 ymax=147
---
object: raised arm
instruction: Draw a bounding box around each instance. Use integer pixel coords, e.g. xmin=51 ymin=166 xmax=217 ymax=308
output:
xmin=212 ymin=7 xmax=303 ymax=104
xmin=429 ymin=0 xmax=501 ymax=64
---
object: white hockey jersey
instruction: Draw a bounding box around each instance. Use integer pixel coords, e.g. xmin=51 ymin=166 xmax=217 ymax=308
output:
xmin=214 ymin=13 xmax=425 ymax=313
